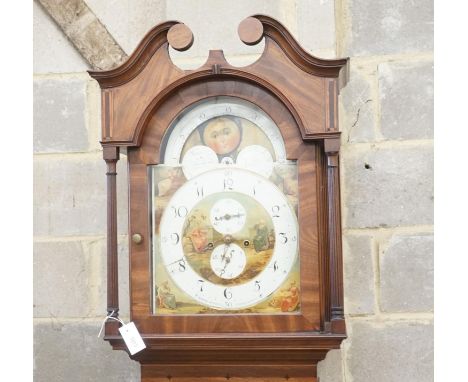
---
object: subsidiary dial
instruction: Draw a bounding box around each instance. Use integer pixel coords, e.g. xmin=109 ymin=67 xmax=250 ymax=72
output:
xmin=182 ymin=145 xmax=219 ymax=179
xmin=210 ymin=198 xmax=246 ymax=235
xmin=236 ymin=145 xmax=274 ymax=178
xmin=210 ymin=243 xmax=246 ymax=279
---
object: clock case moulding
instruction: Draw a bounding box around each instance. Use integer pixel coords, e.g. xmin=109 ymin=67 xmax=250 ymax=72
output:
xmin=89 ymin=15 xmax=349 ymax=381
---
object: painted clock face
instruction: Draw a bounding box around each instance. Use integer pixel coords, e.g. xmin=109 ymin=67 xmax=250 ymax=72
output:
xmin=159 ymin=168 xmax=298 ymax=310
xmin=152 ymin=96 xmax=301 ymax=314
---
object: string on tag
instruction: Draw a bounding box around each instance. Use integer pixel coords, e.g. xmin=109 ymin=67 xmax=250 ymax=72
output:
xmin=97 ymin=311 xmax=146 ymax=355
xmin=97 ymin=310 xmax=126 ymax=338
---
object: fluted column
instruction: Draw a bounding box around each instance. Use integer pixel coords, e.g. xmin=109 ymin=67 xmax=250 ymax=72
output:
xmin=324 ymin=138 xmax=345 ymax=334
xmin=103 ymin=146 xmax=120 ymax=320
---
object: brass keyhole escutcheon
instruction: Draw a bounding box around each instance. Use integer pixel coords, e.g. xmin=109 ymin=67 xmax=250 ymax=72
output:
xmin=132 ymin=233 xmax=143 ymax=244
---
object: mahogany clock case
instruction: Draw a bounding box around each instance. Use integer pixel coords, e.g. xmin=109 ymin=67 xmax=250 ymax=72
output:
xmin=89 ymin=15 xmax=348 ymax=379
xmin=132 ymin=78 xmax=322 ymax=334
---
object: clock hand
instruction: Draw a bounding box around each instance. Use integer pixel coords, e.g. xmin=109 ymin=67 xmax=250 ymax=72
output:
xmin=231 ymin=212 xmax=245 ymax=219
xmin=164 ymin=257 xmax=185 ymax=267
xmin=221 ymin=243 xmax=229 ymax=262
xmin=214 ymin=212 xmax=245 ymax=221
xmin=215 ymin=214 xmax=232 ymax=221
xmin=221 ymin=250 xmax=232 ymax=272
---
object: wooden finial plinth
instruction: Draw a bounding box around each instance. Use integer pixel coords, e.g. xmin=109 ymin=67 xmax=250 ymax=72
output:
xmin=167 ymin=23 xmax=194 ymax=51
xmin=238 ymin=17 xmax=264 ymax=45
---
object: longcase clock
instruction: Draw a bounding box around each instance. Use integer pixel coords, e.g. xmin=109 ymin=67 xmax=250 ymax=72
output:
xmin=89 ymin=15 xmax=349 ymax=382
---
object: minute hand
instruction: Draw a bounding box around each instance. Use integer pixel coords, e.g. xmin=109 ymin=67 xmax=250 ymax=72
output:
xmin=214 ymin=213 xmax=245 ymax=221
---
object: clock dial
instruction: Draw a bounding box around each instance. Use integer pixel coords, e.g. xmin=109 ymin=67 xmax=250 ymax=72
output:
xmin=210 ymin=243 xmax=247 ymax=279
xmin=236 ymin=145 xmax=274 ymax=178
xmin=158 ymin=168 xmax=298 ymax=310
xmin=210 ymin=198 xmax=246 ymax=235
xmin=181 ymin=145 xmax=218 ymax=179
xmin=152 ymin=96 xmax=300 ymax=314
xmin=177 ymin=191 xmax=275 ymax=288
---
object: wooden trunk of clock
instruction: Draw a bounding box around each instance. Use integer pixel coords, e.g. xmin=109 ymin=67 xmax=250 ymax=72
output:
xmin=90 ymin=16 xmax=348 ymax=381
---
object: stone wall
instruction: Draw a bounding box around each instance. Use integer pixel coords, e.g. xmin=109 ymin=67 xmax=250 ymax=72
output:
xmin=33 ymin=0 xmax=433 ymax=381
xmin=331 ymin=0 xmax=434 ymax=381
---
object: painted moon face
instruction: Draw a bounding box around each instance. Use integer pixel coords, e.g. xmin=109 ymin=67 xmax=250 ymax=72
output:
xmin=182 ymin=145 xmax=219 ymax=179
xmin=203 ymin=117 xmax=241 ymax=155
xmin=210 ymin=243 xmax=247 ymax=279
xmin=210 ymin=198 xmax=247 ymax=235
xmin=236 ymin=145 xmax=274 ymax=178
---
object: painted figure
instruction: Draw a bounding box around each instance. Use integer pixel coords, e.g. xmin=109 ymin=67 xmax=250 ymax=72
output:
xmin=184 ymin=210 xmax=213 ymax=253
xmin=157 ymin=167 xmax=185 ymax=197
xmin=269 ymin=281 xmax=300 ymax=312
xmin=280 ymin=281 xmax=300 ymax=312
xmin=156 ymin=281 xmax=177 ymax=310
xmin=201 ymin=117 xmax=242 ymax=158
xmin=189 ymin=227 xmax=210 ymax=253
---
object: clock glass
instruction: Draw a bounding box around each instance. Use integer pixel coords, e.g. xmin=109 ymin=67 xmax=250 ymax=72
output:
xmin=151 ymin=97 xmax=300 ymax=314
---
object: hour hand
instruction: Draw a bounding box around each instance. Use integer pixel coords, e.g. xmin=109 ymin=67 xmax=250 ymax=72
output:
xmin=221 ymin=243 xmax=230 ymax=262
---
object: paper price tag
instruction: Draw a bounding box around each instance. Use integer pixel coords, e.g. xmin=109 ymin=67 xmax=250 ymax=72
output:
xmin=118 ymin=322 xmax=146 ymax=355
